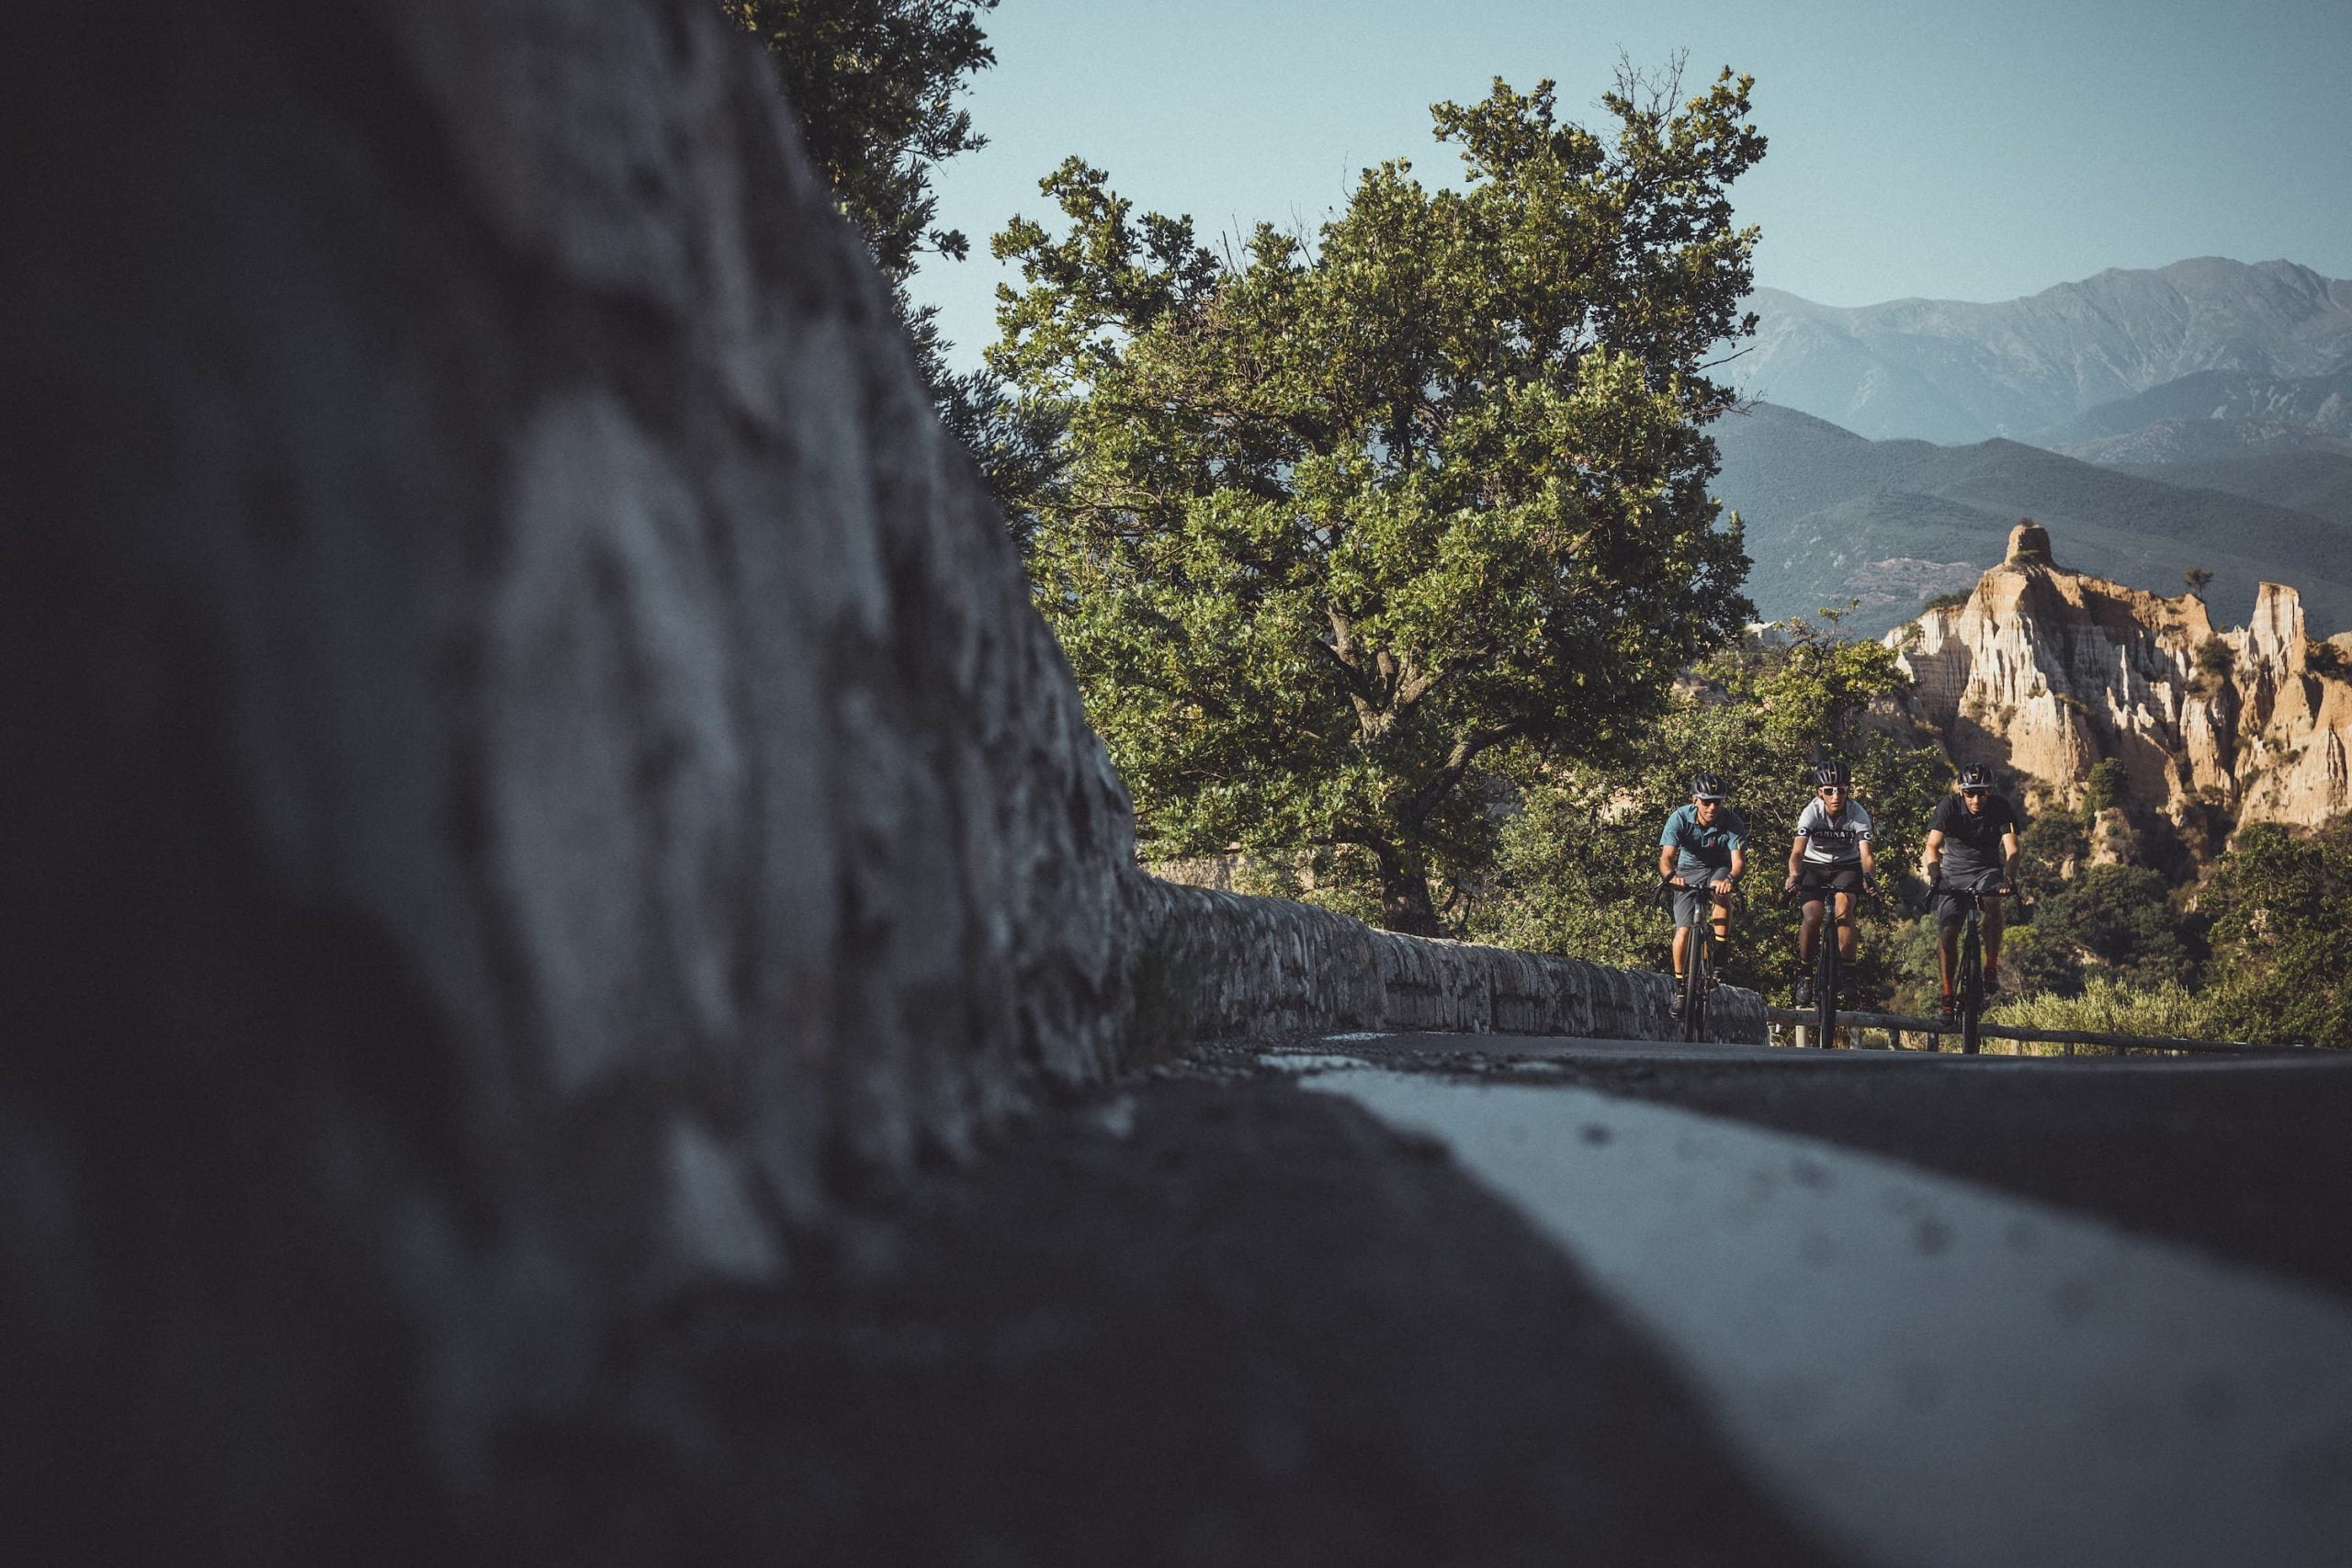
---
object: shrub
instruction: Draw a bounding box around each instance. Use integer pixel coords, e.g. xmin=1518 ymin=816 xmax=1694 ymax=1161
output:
xmin=2195 ymin=637 xmax=2234 ymax=682
xmin=1921 ymin=587 xmax=1972 ymax=615
xmin=2032 ymin=863 xmax=2195 ymax=987
xmin=2199 ymin=818 xmax=2352 ymax=1047
xmin=2019 ymin=807 xmax=2088 ymax=880
xmin=1988 ymin=976 xmax=2219 ymax=1055
xmin=2081 ymin=758 xmax=2129 ymax=814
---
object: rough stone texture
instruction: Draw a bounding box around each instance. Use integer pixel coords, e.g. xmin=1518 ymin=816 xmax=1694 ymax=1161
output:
xmin=1139 ymin=885 xmax=1764 ymax=1047
xmin=0 ymin=4 xmax=1751 ymax=1558
xmin=1890 ymin=532 xmax=2352 ymax=829
xmin=2 ymin=3 xmax=1139 ymax=1556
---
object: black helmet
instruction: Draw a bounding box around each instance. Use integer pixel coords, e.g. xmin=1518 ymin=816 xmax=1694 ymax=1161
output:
xmin=1812 ymin=760 xmax=1850 ymax=789
xmin=1690 ymin=772 xmax=1727 ymax=801
xmin=1957 ymin=764 xmax=1994 ymax=790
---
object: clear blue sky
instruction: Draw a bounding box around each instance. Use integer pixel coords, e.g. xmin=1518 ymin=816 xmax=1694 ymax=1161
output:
xmin=913 ymin=0 xmax=2352 ymax=373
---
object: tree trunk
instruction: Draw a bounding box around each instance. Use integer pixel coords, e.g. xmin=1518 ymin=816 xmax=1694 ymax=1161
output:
xmin=1374 ymin=851 xmax=1445 ymax=937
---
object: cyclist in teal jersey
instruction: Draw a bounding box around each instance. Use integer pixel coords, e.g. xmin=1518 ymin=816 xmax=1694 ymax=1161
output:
xmin=1658 ymin=773 xmax=1747 ymax=1020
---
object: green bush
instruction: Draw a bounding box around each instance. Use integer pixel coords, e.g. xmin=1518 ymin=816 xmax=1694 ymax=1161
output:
xmin=2031 ymin=863 xmax=2196 ymax=987
xmin=2199 ymin=818 xmax=2352 ymax=1047
xmin=2081 ymin=758 xmax=2129 ymax=814
xmin=1998 ymin=919 xmax=2085 ymax=998
xmin=1988 ymin=976 xmax=2219 ymax=1054
xmin=2195 ymin=637 xmax=2234 ymax=682
xmin=2019 ymin=807 xmax=2088 ymax=882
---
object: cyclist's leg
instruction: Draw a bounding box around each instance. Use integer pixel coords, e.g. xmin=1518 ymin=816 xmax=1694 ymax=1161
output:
xmin=1671 ymin=922 xmax=1690 ymax=978
xmin=1710 ymin=895 xmax=1733 ymax=976
xmin=1798 ymin=892 xmax=1823 ymax=964
xmin=1981 ymin=894 xmax=2005 ymax=987
xmin=1833 ymin=886 xmax=1858 ymax=959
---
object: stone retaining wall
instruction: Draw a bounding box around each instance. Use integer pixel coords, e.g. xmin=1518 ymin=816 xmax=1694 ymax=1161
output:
xmin=1141 ymin=882 xmax=1767 ymax=1047
xmin=1 ymin=5 xmax=1753 ymax=1559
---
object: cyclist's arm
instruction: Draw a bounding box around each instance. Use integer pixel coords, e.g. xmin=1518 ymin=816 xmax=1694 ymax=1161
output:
xmin=1723 ymin=844 xmax=1746 ymax=893
xmin=1657 ymin=843 xmax=1680 ymax=884
xmin=1921 ymin=828 xmax=1945 ymax=881
xmin=1785 ymin=835 xmax=1806 ymax=888
xmin=2000 ymin=828 xmax=2022 ymax=887
xmin=1858 ymin=837 xmax=1878 ymax=879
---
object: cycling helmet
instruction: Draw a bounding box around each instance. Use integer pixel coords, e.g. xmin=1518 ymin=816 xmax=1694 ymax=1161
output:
xmin=1690 ymin=772 xmax=1727 ymax=801
xmin=1812 ymin=760 xmax=1850 ymax=789
xmin=1957 ymin=763 xmax=1994 ymax=791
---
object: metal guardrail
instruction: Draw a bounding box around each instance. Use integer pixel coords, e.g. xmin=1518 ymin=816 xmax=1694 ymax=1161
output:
xmin=1759 ymin=1005 xmax=2298 ymax=1057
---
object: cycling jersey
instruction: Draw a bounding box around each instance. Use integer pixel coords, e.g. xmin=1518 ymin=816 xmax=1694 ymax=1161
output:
xmin=1793 ymin=797 xmax=1873 ymax=864
xmin=1927 ymin=794 xmax=2021 ymax=880
xmin=1660 ymin=803 xmax=1747 ymax=884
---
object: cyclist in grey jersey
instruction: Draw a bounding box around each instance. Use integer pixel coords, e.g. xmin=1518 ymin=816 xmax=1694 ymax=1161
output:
xmin=1782 ymin=760 xmax=1878 ymax=1004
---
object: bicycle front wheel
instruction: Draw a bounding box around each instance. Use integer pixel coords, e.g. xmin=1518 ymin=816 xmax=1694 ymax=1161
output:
xmin=1816 ymin=937 xmax=1839 ymax=1050
xmin=1683 ymin=932 xmax=1709 ymax=1043
xmin=1960 ymin=920 xmax=1984 ymax=1056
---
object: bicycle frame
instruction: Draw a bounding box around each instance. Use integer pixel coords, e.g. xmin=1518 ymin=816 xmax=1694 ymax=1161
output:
xmin=1937 ymin=868 xmax=2011 ymax=1055
xmin=1791 ymin=875 xmax=1870 ymax=1048
xmin=1662 ymin=877 xmax=1739 ymax=1043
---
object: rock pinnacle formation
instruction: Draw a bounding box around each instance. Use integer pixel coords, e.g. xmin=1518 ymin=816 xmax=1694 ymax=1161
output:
xmin=1890 ymin=525 xmax=2352 ymax=832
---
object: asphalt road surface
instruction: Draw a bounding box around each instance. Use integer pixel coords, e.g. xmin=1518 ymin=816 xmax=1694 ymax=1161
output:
xmin=513 ymin=1034 xmax=2352 ymax=1567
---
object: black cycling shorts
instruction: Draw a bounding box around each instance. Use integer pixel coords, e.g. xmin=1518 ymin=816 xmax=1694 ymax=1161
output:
xmin=1795 ymin=863 xmax=1863 ymax=902
xmin=1931 ymin=875 xmax=2006 ymax=927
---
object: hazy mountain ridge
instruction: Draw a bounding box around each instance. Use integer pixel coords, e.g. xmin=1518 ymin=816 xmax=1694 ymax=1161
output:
xmin=1711 ymin=401 xmax=2352 ymax=637
xmin=2108 ymin=450 xmax=2352 ymax=529
xmin=1732 ymin=259 xmax=2352 ymax=444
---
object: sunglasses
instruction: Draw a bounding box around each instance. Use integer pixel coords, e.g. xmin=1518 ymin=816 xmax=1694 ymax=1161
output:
xmin=1961 ymin=787 xmax=1988 ymax=797
xmin=1817 ymin=786 xmax=1844 ymax=796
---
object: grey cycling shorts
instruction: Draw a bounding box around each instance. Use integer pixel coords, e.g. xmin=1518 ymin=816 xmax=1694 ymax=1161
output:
xmin=1672 ymin=886 xmax=1731 ymax=928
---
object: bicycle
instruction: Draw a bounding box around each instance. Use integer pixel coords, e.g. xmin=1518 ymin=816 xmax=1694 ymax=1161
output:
xmin=1660 ymin=877 xmax=1740 ymax=1043
xmin=1788 ymin=874 xmax=1874 ymax=1049
xmin=1934 ymin=866 xmax=2014 ymax=1055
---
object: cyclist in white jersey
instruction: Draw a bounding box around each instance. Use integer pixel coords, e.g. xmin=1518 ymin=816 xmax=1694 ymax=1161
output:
xmin=1782 ymin=760 xmax=1878 ymax=1005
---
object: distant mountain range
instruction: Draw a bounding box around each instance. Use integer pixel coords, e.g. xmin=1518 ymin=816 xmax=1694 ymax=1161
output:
xmin=1707 ymin=258 xmax=2352 ymax=637
xmin=1709 ymin=401 xmax=2352 ymax=637
xmin=2036 ymin=368 xmax=2352 ymax=463
xmin=1727 ymin=258 xmax=2352 ymax=446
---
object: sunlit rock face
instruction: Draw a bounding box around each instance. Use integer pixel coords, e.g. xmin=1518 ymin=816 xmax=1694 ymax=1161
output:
xmin=1889 ymin=526 xmax=2352 ymax=828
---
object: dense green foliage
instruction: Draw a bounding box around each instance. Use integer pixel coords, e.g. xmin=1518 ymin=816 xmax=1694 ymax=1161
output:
xmin=2080 ymin=758 xmax=2129 ymax=814
xmin=1470 ymin=616 xmax=1947 ymax=1000
xmin=2199 ymin=818 xmax=2352 ymax=1046
xmin=1988 ymin=977 xmax=2216 ymax=1054
xmin=2033 ymin=864 xmax=2196 ymax=987
xmin=989 ymin=70 xmax=1768 ymax=931
xmin=728 ymin=0 xmax=1026 ymax=468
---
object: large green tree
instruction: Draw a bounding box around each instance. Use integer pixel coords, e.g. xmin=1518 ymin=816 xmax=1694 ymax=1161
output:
xmin=990 ymin=69 xmax=1767 ymax=931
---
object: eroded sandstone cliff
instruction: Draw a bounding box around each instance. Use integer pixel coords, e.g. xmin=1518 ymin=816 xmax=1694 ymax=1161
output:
xmin=1889 ymin=522 xmax=2352 ymax=830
